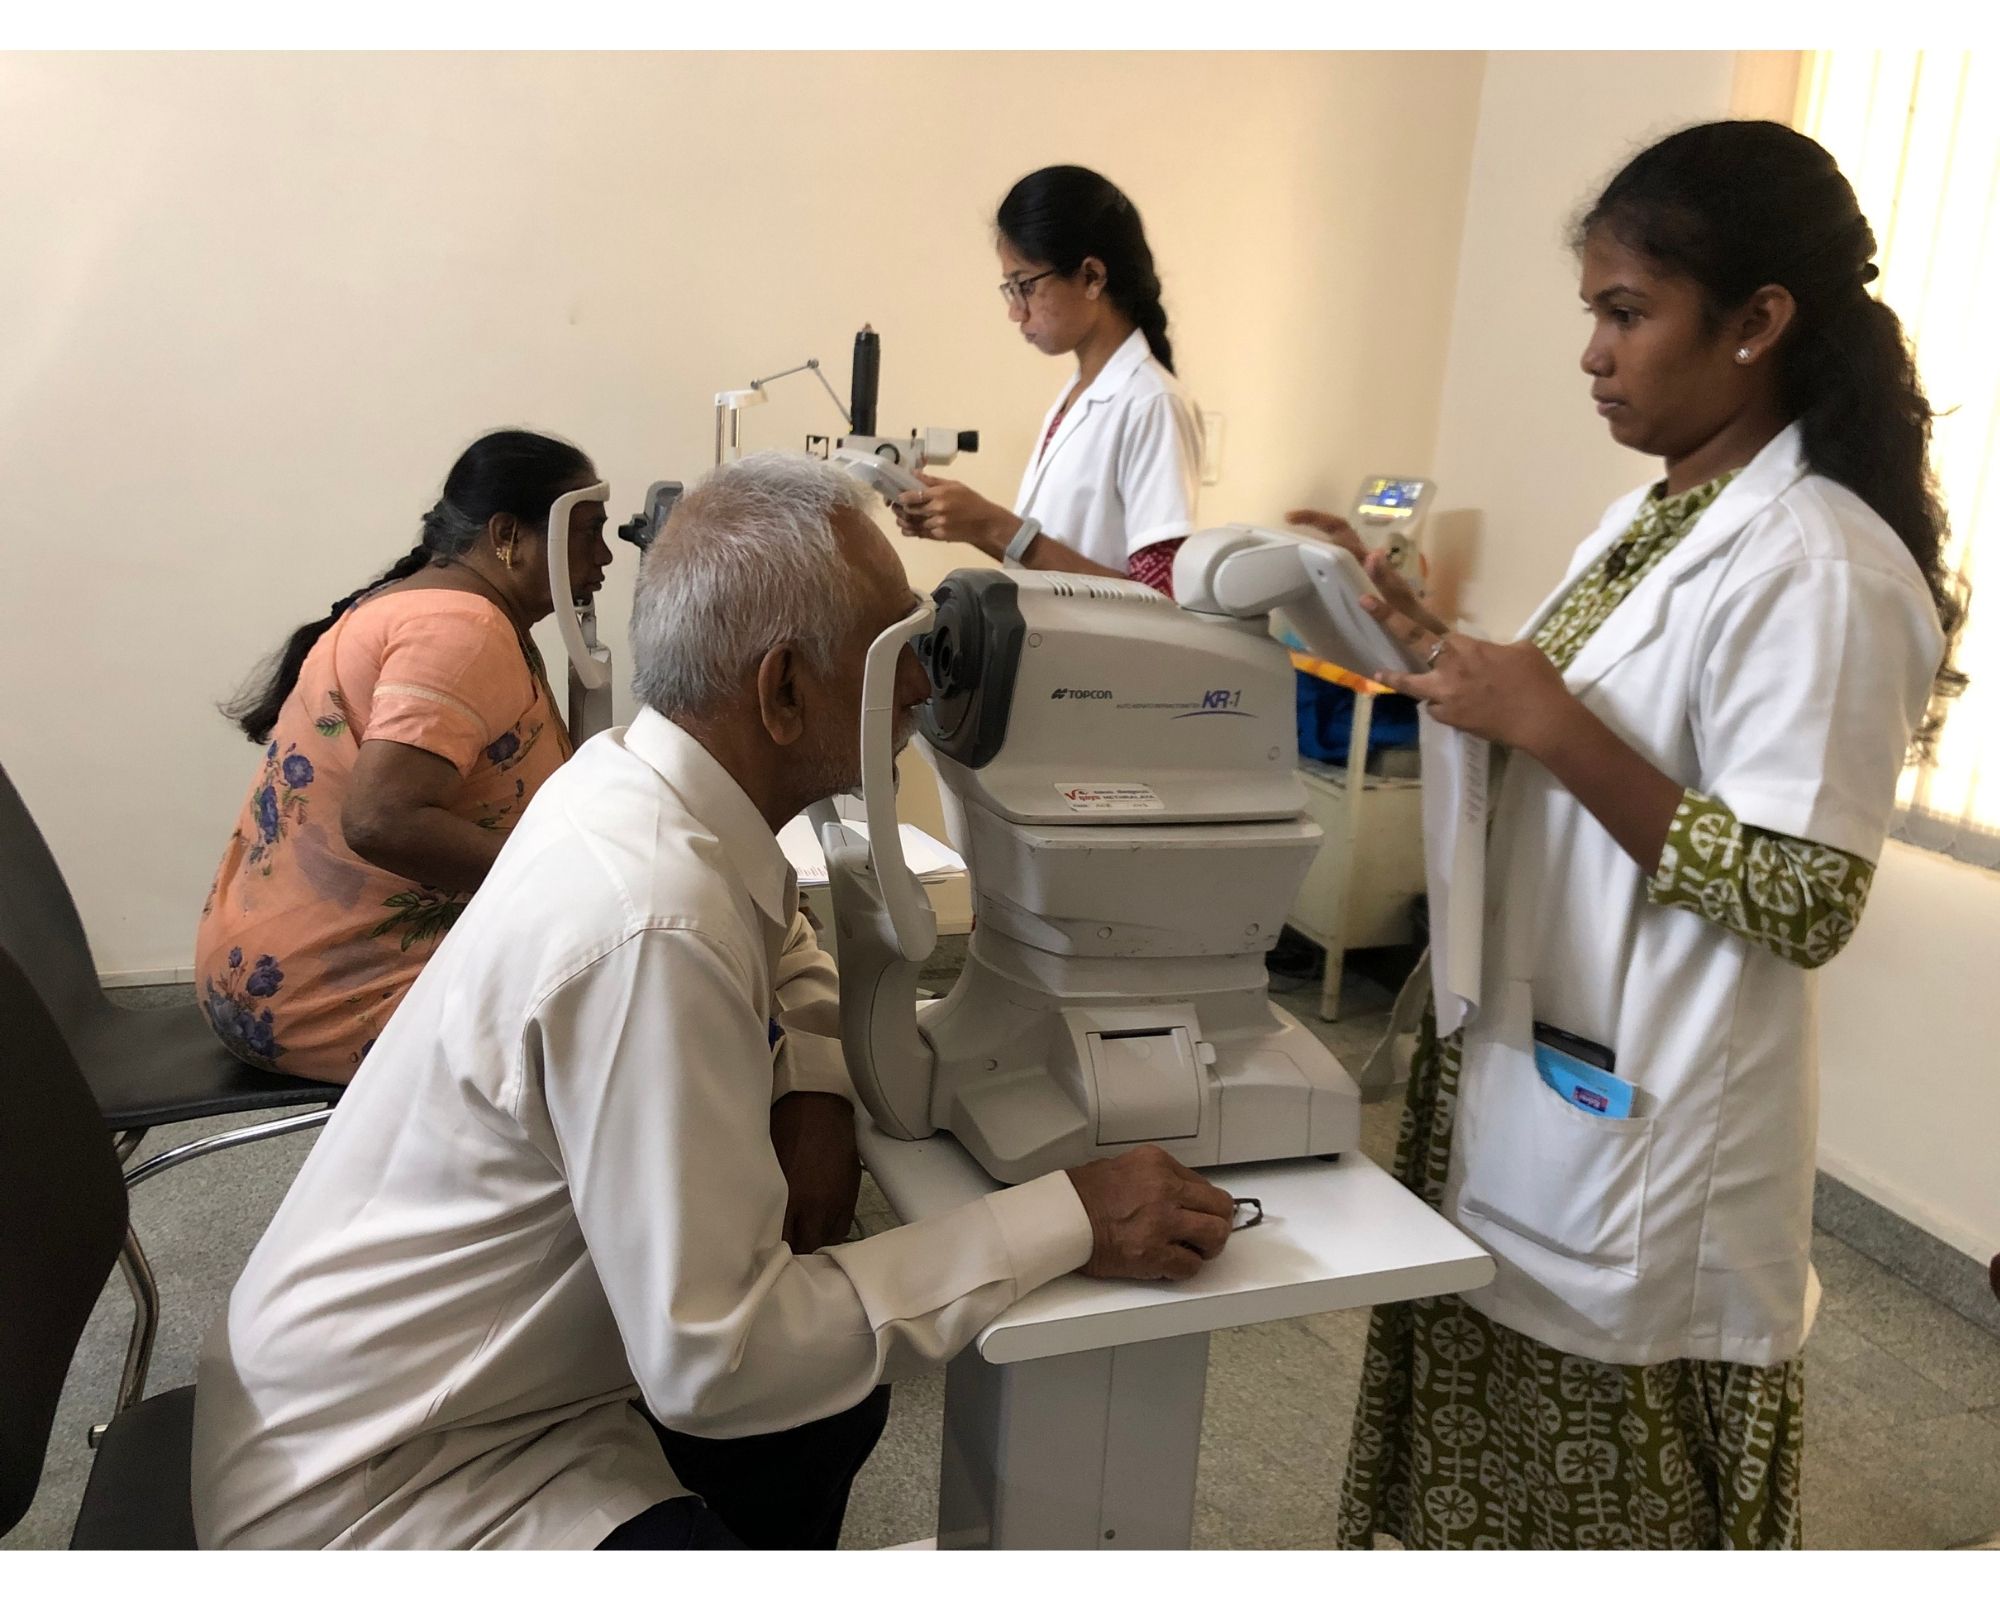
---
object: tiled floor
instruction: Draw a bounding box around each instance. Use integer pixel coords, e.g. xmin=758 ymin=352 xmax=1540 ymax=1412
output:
xmin=7 ymin=953 xmax=1998 ymax=1551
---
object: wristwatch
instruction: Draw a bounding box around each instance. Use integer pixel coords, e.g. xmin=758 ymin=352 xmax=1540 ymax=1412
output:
xmin=1002 ymin=515 xmax=1042 ymax=567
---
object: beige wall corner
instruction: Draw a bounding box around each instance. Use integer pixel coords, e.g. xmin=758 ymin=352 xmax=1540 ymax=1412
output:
xmin=1730 ymin=50 xmax=1806 ymax=124
xmin=1424 ymin=52 xmax=1740 ymax=637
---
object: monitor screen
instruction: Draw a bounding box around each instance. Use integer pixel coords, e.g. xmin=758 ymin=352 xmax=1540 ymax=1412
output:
xmin=1358 ymin=477 xmax=1426 ymax=517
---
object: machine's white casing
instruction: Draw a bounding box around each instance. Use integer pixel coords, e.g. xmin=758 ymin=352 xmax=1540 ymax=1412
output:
xmin=1174 ymin=525 xmax=1409 ymax=685
xmin=824 ymin=566 xmax=1363 ymax=1183
xmin=547 ymin=481 xmax=614 ymax=742
xmin=811 ymin=599 xmax=941 ymax=1144
xmin=831 ymin=447 xmax=925 ymax=503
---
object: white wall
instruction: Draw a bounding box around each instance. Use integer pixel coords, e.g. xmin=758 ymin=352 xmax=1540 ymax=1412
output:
xmin=1427 ymin=52 xmax=1998 ymax=1262
xmin=1817 ymin=844 xmax=2000 ymax=1260
xmin=0 ymin=51 xmax=1483 ymax=976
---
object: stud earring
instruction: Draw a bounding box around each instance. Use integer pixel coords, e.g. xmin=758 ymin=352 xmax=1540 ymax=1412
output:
xmin=1736 ymin=347 xmax=1752 ymax=363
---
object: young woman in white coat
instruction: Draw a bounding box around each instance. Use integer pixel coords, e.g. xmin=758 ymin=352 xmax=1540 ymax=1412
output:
xmin=891 ymin=165 xmax=1204 ymax=596
xmin=1304 ymin=121 xmax=1965 ymax=1550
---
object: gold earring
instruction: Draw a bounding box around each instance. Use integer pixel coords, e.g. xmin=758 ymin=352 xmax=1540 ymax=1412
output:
xmin=499 ymin=541 xmax=516 ymax=570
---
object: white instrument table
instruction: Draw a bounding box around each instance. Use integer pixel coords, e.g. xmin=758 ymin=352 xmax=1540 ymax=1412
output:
xmin=859 ymin=1119 xmax=1492 ymax=1549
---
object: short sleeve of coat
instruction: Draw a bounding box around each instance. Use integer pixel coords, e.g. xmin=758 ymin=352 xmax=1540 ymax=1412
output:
xmin=1692 ymin=556 xmax=1942 ymax=862
xmin=1114 ymin=391 xmax=1203 ymax=557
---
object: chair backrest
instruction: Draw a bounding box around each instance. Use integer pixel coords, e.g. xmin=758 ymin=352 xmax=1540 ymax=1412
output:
xmin=0 ymin=758 xmax=113 ymax=1035
xmin=0 ymin=946 xmax=130 ymax=1536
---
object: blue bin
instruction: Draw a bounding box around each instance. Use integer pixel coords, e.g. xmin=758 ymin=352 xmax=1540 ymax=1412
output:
xmin=1295 ymin=673 xmax=1418 ymax=765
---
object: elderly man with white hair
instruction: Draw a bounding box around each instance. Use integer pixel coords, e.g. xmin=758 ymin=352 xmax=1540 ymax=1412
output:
xmin=189 ymin=451 xmax=1238 ymax=1551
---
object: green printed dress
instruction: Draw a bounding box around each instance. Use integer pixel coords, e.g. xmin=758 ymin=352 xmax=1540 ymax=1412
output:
xmin=1336 ymin=474 xmax=1876 ymax=1551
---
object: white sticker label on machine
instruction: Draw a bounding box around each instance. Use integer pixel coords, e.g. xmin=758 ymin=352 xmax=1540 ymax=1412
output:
xmin=1055 ymin=783 xmax=1164 ymax=812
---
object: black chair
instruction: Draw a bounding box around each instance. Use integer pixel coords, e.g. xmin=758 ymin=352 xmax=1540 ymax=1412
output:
xmin=0 ymin=758 xmax=339 ymax=1415
xmin=0 ymin=947 xmax=199 ymax=1547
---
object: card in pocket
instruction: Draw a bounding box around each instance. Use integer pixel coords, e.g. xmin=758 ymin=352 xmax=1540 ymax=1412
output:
xmin=1532 ymin=1030 xmax=1634 ymax=1119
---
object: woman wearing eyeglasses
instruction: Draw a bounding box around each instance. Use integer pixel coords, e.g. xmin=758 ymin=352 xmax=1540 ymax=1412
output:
xmin=892 ymin=165 xmax=1204 ymax=596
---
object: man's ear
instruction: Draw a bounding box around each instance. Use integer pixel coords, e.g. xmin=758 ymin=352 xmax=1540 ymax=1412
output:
xmin=755 ymin=643 xmax=808 ymax=747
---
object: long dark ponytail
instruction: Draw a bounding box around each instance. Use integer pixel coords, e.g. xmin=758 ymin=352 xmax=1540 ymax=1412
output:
xmin=221 ymin=428 xmax=595 ymax=743
xmin=997 ymin=165 xmax=1175 ymax=374
xmin=1576 ymin=119 xmax=1968 ymax=757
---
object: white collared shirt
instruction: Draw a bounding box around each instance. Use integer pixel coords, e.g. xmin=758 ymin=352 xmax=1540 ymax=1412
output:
xmin=1014 ymin=327 xmax=1203 ymax=572
xmin=190 ymin=709 xmax=1093 ymax=1549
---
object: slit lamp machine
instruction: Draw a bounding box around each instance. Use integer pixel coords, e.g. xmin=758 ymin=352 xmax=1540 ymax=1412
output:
xmin=545 ymin=326 xmax=976 ymax=743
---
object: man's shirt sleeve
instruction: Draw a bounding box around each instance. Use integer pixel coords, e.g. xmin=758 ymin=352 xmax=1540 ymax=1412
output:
xmin=526 ymin=925 xmax=1092 ymax=1439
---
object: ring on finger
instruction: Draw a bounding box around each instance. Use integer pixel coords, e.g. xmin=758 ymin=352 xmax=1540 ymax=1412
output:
xmin=1425 ymin=636 xmax=1448 ymax=667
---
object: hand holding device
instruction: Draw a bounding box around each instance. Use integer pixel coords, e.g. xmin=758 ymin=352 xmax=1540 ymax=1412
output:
xmin=888 ymin=469 xmax=1020 ymax=558
xmin=1176 ymin=524 xmax=1411 ymax=683
xmin=833 ymin=446 xmax=926 ymax=503
xmin=1286 ymin=508 xmax=1448 ymax=639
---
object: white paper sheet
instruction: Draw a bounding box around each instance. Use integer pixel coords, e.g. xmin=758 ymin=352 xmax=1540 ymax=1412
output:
xmin=1418 ymin=711 xmax=1489 ymax=1035
xmin=777 ymin=815 xmax=967 ymax=889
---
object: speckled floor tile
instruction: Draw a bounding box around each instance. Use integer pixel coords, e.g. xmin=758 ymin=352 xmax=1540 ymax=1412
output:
xmin=1806 ymin=1409 xmax=2000 ymax=1550
xmin=1808 ymin=1310 xmax=1970 ymax=1441
xmin=1812 ymin=1237 xmax=2000 ymax=1411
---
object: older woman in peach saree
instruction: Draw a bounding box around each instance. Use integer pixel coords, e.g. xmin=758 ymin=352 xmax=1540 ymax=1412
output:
xmin=197 ymin=430 xmax=610 ymax=1084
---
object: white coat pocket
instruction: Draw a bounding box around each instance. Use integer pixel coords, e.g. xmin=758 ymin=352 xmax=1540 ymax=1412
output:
xmin=1450 ymin=980 xmax=1653 ymax=1275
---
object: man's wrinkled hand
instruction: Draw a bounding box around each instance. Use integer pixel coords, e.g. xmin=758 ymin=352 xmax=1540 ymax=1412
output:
xmin=770 ymin=1091 xmax=862 ymax=1254
xmin=1064 ymin=1145 xmax=1235 ymax=1282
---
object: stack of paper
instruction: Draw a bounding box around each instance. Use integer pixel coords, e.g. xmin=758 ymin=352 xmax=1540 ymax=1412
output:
xmin=1419 ymin=711 xmax=1488 ymax=1034
xmin=776 ymin=816 xmax=967 ymax=889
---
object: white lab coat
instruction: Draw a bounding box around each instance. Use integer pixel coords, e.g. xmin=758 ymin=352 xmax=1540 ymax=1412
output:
xmin=1441 ymin=423 xmax=1943 ymax=1368
xmin=1013 ymin=327 xmax=1203 ymax=573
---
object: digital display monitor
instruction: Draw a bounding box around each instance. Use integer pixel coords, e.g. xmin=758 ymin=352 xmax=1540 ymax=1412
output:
xmin=1358 ymin=477 xmax=1427 ymax=518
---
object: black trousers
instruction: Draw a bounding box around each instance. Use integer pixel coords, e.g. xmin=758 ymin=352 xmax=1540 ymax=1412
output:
xmin=598 ymin=1386 xmax=892 ymax=1551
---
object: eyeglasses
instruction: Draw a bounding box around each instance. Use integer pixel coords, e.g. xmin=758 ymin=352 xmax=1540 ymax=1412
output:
xmin=998 ymin=268 xmax=1062 ymax=308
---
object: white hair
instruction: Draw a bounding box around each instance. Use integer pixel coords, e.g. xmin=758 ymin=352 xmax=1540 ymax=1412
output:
xmin=631 ymin=451 xmax=875 ymax=719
